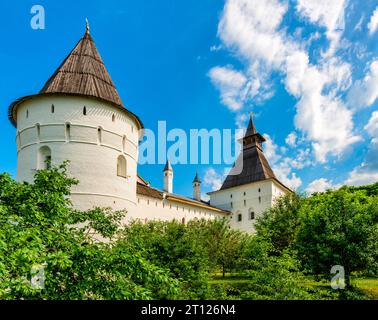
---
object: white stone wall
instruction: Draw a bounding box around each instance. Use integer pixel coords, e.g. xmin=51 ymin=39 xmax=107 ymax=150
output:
xmin=130 ymin=195 xmax=227 ymax=224
xmin=209 ymin=179 xmax=288 ymax=233
xmin=16 ymin=95 xmax=140 ymax=213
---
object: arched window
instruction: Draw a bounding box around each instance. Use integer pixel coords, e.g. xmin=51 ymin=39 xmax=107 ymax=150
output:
xmin=182 ymin=217 xmax=186 ymax=224
xmin=38 ymin=146 xmax=51 ymax=170
xmin=83 ymin=106 xmax=87 ymax=115
xmin=51 ymin=104 xmax=55 ymax=113
xmin=237 ymin=213 xmax=242 ymax=222
xmin=249 ymin=209 xmax=255 ymax=220
xmin=117 ymin=155 xmax=127 ymax=178
xmin=112 ymin=114 xmax=115 ymax=122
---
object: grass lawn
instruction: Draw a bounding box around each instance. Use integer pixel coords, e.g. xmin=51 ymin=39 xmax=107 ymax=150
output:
xmin=209 ymin=273 xmax=378 ymax=300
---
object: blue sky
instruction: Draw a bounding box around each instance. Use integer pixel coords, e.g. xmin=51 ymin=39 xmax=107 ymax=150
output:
xmin=1 ymin=0 xmax=378 ymax=198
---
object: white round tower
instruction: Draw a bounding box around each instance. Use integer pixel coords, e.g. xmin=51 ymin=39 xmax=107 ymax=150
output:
xmin=8 ymin=25 xmax=143 ymax=212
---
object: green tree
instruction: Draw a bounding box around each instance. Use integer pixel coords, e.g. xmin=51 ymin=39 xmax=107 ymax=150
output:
xmin=255 ymin=193 xmax=303 ymax=253
xmin=0 ymin=163 xmax=178 ymax=299
xmin=296 ymin=189 xmax=378 ymax=287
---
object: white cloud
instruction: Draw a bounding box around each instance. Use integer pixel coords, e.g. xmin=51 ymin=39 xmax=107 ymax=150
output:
xmin=345 ymin=169 xmax=378 ymax=186
xmin=347 ymin=59 xmax=378 ymax=110
xmin=285 ymin=132 xmax=297 ymax=147
xmin=290 ymin=148 xmax=312 ymax=169
xmin=306 ymin=178 xmax=337 ymax=193
xmin=211 ymin=0 xmax=359 ymax=163
xmin=209 ymin=66 xmax=248 ymax=111
xmin=203 ymin=167 xmax=224 ymax=191
xmin=218 ymin=0 xmax=290 ymax=69
xmin=263 ymin=134 xmax=281 ymax=164
xmin=345 ymin=137 xmax=378 ymax=186
xmin=364 ymin=111 xmax=378 ymax=137
xmin=273 ymin=158 xmax=303 ymax=190
xmin=296 ymin=0 xmax=346 ymax=56
xmin=354 ymin=15 xmax=364 ymax=32
xmin=368 ymin=6 xmax=378 ymax=35
xmin=285 ymin=52 xmax=358 ymax=162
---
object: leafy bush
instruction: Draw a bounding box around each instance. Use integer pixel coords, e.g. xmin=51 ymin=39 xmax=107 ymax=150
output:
xmin=0 ymin=163 xmax=178 ymax=299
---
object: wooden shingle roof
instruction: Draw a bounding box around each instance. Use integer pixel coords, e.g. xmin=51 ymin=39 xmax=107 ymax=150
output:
xmin=220 ymin=146 xmax=277 ymax=190
xmin=220 ymin=116 xmax=291 ymax=192
xmin=40 ymin=29 xmax=123 ymax=106
xmin=8 ymin=26 xmax=143 ymax=129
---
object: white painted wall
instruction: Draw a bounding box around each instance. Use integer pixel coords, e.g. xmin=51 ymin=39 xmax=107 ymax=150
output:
xmin=16 ymin=95 xmax=140 ymax=213
xmin=209 ymin=179 xmax=288 ymax=233
xmin=131 ymin=195 xmax=227 ymax=224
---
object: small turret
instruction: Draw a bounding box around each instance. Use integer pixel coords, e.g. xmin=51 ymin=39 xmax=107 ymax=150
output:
xmin=163 ymin=160 xmax=173 ymax=193
xmin=193 ymin=172 xmax=201 ymax=201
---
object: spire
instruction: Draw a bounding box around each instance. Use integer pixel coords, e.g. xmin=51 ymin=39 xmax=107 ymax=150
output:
xmin=163 ymin=160 xmax=173 ymax=193
xmin=220 ymin=115 xmax=281 ymax=191
xmin=240 ymin=113 xmax=266 ymax=151
xmin=193 ymin=172 xmax=201 ymax=201
xmin=244 ymin=113 xmax=257 ymax=137
xmin=163 ymin=160 xmax=173 ymax=172
xmin=85 ymin=18 xmax=90 ymax=34
xmin=193 ymin=172 xmax=201 ymax=183
xmin=39 ymin=23 xmax=124 ymax=107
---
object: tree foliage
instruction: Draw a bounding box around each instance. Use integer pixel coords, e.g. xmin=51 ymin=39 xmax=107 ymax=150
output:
xmin=0 ymin=163 xmax=178 ymax=299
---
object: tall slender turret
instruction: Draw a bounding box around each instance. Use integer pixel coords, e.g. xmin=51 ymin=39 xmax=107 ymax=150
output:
xmin=163 ymin=160 xmax=173 ymax=193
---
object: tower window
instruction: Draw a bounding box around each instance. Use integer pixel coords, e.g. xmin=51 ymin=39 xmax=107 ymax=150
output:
xmin=230 ymin=202 xmax=233 ymax=208
xmin=237 ymin=214 xmax=242 ymax=222
xmin=244 ymin=192 xmax=246 ymax=196
xmin=259 ymin=196 xmax=261 ymax=204
xmin=65 ymin=123 xmax=71 ymax=141
xmin=258 ymin=188 xmax=261 ymax=192
xmin=97 ymin=127 xmax=102 ymax=144
xmin=182 ymin=217 xmax=186 ymax=224
xmin=249 ymin=211 xmax=255 ymax=220
xmin=38 ymin=146 xmax=52 ymax=170
xmin=122 ymin=136 xmax=126 ymax=152
xmin=112 ymin=114 xmax=115 ymax=122
xmin=244 ymin=200 xmax=246 ymax=207
xmin=51 ymin=104 xmax=55 ymax=113
xmin=26 ymin=110 xmax=29 ymax=118
xmin=36 ymin=123 xmax=41 ymax=140
xmin=230 ymin=194 xmax=233 ymax=198
xmin=83 ymin=106 xmax=87 ymax=115
xmin=117 ymin=155 xmax=127 ymax=178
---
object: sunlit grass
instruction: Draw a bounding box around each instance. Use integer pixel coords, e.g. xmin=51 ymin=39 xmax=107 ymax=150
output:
xmin=209 ymin=273 xmax=378 ymax=300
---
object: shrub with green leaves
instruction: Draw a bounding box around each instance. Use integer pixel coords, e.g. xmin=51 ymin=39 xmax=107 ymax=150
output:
xmin=0 ymin=163 xmax=178 ymax=299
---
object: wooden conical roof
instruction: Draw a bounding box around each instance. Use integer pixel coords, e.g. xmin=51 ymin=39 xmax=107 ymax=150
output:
xmin=8 ymin=25 xmax=143 ymax=129
xmin=39 ymin=28 xmax=123 ymax=107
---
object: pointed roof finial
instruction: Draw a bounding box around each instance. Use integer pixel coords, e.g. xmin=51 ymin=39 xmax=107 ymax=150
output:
xmin=193 ymin=172 xmax=201 ymax=183
xmin=85 ymin=18 xmax=90 ymax=34
xmin=245 ymin=112 xmax=257 ymax=137
xmin=163 ymin=160 xmax=173 ymax=172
